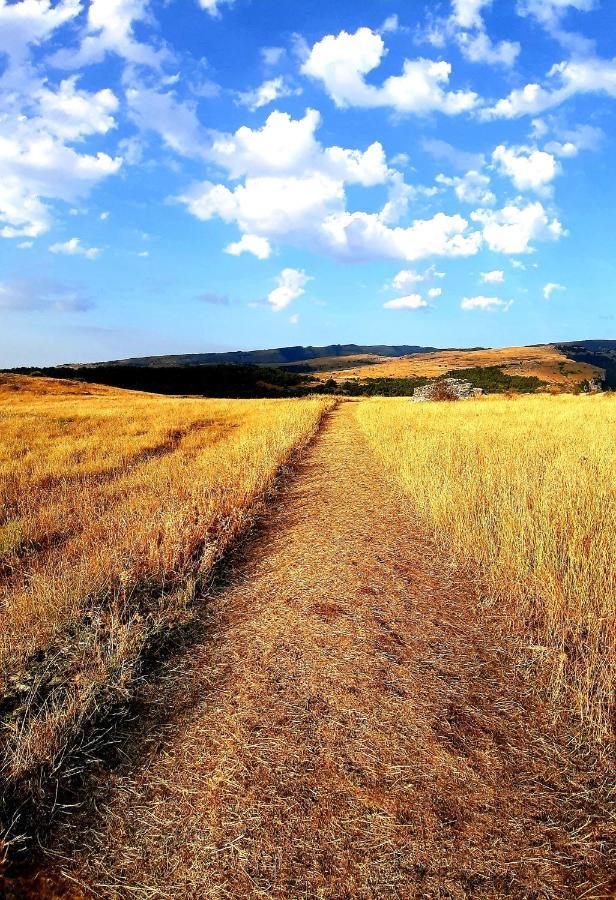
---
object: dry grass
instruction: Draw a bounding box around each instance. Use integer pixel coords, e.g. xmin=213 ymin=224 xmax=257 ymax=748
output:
xmin=356 ymin=393 xmax=616 ymax=740
xmin=0 ymin=375 xmax=332 ymax=853
xmin=29 ymin=402 xmax=613 ymax=899
xmin=319 ymin=344 xmax=603 ymax=387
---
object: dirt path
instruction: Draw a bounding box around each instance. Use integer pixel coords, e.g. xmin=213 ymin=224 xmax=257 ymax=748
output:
xmin=27 ymin=402 xmax=613 ymax=898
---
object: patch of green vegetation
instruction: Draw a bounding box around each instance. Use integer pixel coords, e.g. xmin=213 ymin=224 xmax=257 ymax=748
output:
xmin=335 ymin=377 xmax=430 ymax=397
xmin=446 ymin=366 xmax=545 ymax=393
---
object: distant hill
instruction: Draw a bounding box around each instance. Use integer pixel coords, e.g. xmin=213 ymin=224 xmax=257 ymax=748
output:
xmin=557 ymin=340 xmax=616 ymax=388
xmin=6 ymin=340 xmax=613 ymax=399
xmin=67 ymin=344 xmax=441 ymax=369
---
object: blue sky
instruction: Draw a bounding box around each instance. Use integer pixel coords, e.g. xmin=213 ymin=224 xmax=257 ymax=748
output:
xmin=1 ymin=0 xmax=615 ymax=366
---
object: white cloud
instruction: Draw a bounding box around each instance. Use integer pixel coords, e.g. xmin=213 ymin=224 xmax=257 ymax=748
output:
xmin=261 ymin=46 xmax=286 ymax=66
xmin=436 ymin=169 xmax=495 ymax=205
xmin=289 ymin=312 xmax=300 ymax=324
xmin=237 ymin=77 xmax=301 ymax=111
xmin=383 ymin=294 xmax=428 ymax=310
xmin=390 ymin=266 xmax=445 ymax=293
xmin=544 ymin=281 xmax=566 ymax=299
xmin=471 ymin=201 xmax=564 ymax=254
xmin=481 ymin=269 xmax=505 ymax=283
xmin=18 ymin=241 xmax=33 ymax=249
xmin=492 ymin=144 xmax=560 ymax=194
xmin=49 ymin=237 xmax=101 ymax=259
xmin=321 ymin=210 xmax=482 ymax=263
xmin=224 ymin=233 xmax=271 ymax=259
xmin=0 ymin=0 xmax=80 ymax=67
xmin=482 ymin=57 xmax=616 ymax=119
xmin=445 ymin=1 xmax=520 ymax=69
xmin=35 ymin=76 xmax=118 ymax=141
xmin=0 ymin=91 xmax=122 ymax=239
xmin=428 ymin=287 xmax=443 ymax=298
xmin=52 ymin=0 xmax=168 ymax=69
xmin=544 ymin=123 xmax=604 ymax=158
xmin=461 ymin=295 xmax=512 ymax=310
xmin=380 ymin=14 xmax=400 ymax=33
xmin=126 ymin=85 xmax=207 ymax=158
xmin=456 ymin=30 xmax=520 ymax=67
xmin=268 ymin=267 xmax=311 ymax=311
xmin=517 ymin=0 xmax=596 ymax=30
xmin=451 ymin=0 xmax=492 ymax=29
xmin=198 ymin=0 xmax=233 ymax=17
xmin=302 ymin=27 xmax=478 ymax=115
xmin=100 ymin=211 xmax=109 ymax=220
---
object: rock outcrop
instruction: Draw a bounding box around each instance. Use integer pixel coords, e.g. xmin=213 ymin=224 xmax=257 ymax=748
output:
xmin=412 ymin=378 xmax=484 ymax=402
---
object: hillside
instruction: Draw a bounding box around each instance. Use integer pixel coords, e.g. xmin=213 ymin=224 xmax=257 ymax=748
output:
xmin=557 ymin=340 xmax=616 ymax=388
xmin=316 ymin=344 xmax=605 ymax=390
xmin=72 ymin=343 xmax=439 ymax=369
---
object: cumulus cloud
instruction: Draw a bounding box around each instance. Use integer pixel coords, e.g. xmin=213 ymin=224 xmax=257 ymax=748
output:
xmin=224 ymin=234 xmax=271 ymax=259
xmin=0 ymin=0 xmax=80 ymax=68
xmin=428 ymin=287 xmax=443 ymax=298
xmin=237 ymin=77 xmax=301 ymax=111
xmin=471 ymin=201 xmax=564 ymax=254
xmin=383 ymin=294 xmax=428 ymax=310
xmin=461 ymin=295 xmax=512 ymax=310
xmin=481 ymin=269 xmax=504 ymax=283
xmin=482 ymin=56 xmax=616 ymax=119
xmin=492 ymin=145 xmax=561 ymax=194
xmin=206 ymin=109 xmax=389 ymax=185
xmin=544 ymin=281 xmax=566 ymax=299
xmin=178 ymin=108 xmax=483 ymax=264
xmin=456 ymin=30 xmax=520 ymax=67
xmin=436 ymin=169 xmax=495 ymax=205
xmin=49 ymin=237 xmax=101 ymax=259
xmin=51 ymin=0 xmax=168 ymax=69
xmin=0 ymin=93 xmax=122 ymax=239
xmin=390 ymin=266 xmax=445 ymax=293
xmin=267 ymin=267 xmax=311 ymax=311
xmin=302 ymin=27 xmax=478 ymax=115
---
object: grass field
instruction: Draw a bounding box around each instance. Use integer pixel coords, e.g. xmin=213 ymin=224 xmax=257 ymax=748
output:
xmin=356 ymin=393 xmax=616 ymax=739
xmin=0 ymin=375 xmax=333 ymax=851
xmin=319 ymin=344 xmax=603 ymax=388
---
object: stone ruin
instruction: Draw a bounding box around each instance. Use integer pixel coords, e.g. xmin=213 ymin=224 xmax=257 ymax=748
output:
xmin=412 ymin=378 xmax=484 ymax=402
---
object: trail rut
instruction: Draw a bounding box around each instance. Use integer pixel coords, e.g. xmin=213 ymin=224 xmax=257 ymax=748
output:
xmin=19 ymin=401 xmax=614 ymax=899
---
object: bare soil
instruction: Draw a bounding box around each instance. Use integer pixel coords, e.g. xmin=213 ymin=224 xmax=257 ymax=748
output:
xmin=7 ymin=402 xmax=614 ymax=899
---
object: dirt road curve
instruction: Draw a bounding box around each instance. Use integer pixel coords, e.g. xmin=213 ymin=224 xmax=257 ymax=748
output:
xmin=16 ymin=402 xmax=614 ymax=898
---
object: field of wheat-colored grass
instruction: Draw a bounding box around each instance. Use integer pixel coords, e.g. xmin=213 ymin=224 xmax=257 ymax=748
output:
xmin=320 ymin=345 xmax=602 ymax=387
xmin=356 ymin=393 xmax=616 ymax=740
xmin=0 ymin=375 xmax=332 ymax=848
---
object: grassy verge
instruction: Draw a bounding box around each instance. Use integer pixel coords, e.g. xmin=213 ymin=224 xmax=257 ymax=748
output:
xmin=356 ymin=394 xmax=616 ymax=741
xmin=0 ymin=377 xmax=334 ymax=860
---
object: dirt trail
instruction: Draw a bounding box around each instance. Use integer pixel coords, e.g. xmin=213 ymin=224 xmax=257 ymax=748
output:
xmin=25 ymin=402 xmax=613 ymax=898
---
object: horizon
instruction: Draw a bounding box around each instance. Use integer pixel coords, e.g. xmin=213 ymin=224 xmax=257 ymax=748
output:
xmin=1 ymin=0 xmax=616 ymax=367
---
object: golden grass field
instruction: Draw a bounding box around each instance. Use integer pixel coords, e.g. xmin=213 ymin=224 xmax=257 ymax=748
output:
xmin=356 ymin=393 xmax=616 ymax=740
xmin=0 ymin=375 xmax=332 ymax=850
xmin=318 ymin=344 xmax=603 ymax=387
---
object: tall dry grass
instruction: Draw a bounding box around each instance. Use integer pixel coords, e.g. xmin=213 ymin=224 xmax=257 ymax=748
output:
xmin=356 ymin=393 xmax=616 ymax=740
xmin=0 ymin=376 xmax=333 ymax=852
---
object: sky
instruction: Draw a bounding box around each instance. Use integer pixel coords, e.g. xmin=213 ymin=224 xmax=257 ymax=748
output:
xmin=1 ymin=0 xmax=615 ymax=366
